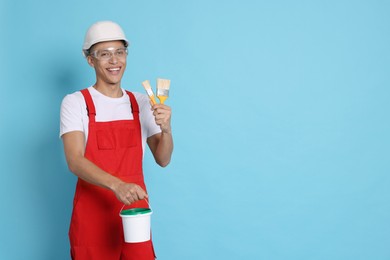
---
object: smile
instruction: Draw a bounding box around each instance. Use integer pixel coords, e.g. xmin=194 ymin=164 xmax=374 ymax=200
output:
xmin=107 ymin=67 xmax=121 ymax=72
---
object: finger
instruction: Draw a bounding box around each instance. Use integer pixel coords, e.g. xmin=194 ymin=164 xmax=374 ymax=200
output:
xmin=130 ymin=191 xmax=139 ymax=202
xmin=134 ymin=186 xmax=145 ymax=199
xmin=154 ymin=110 xmax=171 ymax=118
xmin=134 ymin=186 xmax=148 ymax=200
xmin=154 ymin=112 xmax=171 ymax=120
xmin=153 ymin=107 xmax=166 ymax=114
xmin=124 ymin=190 xmax=136 ymax=203
xmin=132 ymin=186 xmax=144 ymax=200
xmin=155 ymin=117 xmax=171 ymax=125
xmin=128 ymin=194 xmax=138 ymax=204
xmin=152 ymin=103 xmax=163 ymax=109
xmin=154 ymin=114 xmax=166 ymax=121
xmin=153 ymin=104 xmax=171 ymax=112
xmin=151 ymin=104 xmax=162 ymax=111
xmin=124 ymin=197 xmax=132 ymax=205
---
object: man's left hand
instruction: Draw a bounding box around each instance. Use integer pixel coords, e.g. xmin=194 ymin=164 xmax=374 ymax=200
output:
xmin=151 ymin=103 xmax=172 ymax=134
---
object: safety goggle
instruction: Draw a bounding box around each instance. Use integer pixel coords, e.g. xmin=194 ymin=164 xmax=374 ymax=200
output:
xmin=90 ymin=47 xmax=128 ymax=61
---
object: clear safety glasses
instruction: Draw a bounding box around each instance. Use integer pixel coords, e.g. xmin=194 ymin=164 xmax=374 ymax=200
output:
xmin=91 ymin=47 xmax=128 ymax=61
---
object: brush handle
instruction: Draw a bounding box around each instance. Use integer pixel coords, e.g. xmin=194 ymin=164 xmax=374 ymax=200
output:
xmin=150 ymin=96 xmax=157 ymax=105
xmin=157 ymin=95 xmax=168 ymax=104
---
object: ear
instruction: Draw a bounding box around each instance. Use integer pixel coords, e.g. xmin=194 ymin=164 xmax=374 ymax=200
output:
xmin=86 ymin=56 xmax=95 ymax=68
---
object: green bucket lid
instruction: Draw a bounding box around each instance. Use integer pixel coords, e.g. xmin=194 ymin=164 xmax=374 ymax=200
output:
xmin=120 ymin=208 xmax=152 ymax=216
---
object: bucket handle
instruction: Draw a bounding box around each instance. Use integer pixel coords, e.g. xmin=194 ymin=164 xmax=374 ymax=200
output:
xmin=120 ymin=198 xmax=152 ymax=215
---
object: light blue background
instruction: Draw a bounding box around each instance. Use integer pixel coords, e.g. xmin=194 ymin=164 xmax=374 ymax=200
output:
xmin=1 ymin=0 xmax=389 ymax=259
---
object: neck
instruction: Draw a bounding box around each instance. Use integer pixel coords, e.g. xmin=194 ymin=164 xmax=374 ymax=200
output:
xmin=93 ymin=82 xmax=123 ymax=98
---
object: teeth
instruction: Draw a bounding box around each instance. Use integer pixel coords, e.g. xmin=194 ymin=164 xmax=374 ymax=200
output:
xmin=108 ymin=68 xmax=120 ymax=71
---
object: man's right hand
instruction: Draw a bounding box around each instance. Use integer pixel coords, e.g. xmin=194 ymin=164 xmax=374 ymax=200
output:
xmin=112 ymin=181 xmax=148 ymax=205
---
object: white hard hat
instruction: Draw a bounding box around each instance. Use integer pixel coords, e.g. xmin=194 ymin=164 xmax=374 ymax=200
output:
xmin=82 ymin=21 xmax=129 ymax=57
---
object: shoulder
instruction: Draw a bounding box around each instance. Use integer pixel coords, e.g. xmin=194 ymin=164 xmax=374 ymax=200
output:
xmin=127 ymin=91 xmax=150 ymax=108
xmin=61 ymin=90 xmax=85 ymax=107
xmin=60 ymin=90 xmax=88 ymax=137
xmin=60 ymin=90 xmax=87 ymax=119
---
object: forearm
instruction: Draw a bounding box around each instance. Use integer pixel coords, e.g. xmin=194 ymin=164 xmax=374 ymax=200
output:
xmin=67 ymin=155 xmax=121 ymax=191
xmin=153 ymin=131 xmax=174 ymax=167
xmin=149 ymin=103 xmax=174 ymax=167
xmin=62 ymin=131 xmax=147 ymax=205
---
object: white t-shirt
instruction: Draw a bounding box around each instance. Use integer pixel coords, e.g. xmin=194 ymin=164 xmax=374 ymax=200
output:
xmin=60 ymin=86 xmax=161 ymax=153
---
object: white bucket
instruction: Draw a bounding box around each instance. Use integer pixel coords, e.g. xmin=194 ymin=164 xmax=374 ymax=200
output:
xmin=120 ymin=207 xmax=153 ymax=243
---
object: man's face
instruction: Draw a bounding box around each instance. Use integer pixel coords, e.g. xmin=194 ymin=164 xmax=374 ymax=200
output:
xmin=87 ymin=40 xmax=127 ymax=86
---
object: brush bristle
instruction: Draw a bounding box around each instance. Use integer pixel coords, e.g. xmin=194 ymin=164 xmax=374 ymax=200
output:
xmin=142 ymin=79 xmax=157 ymax=104
xmin=142 ymin=80 xmax=152 ymax=90
xmin=157 ymin=78 xmax=171 ymax=90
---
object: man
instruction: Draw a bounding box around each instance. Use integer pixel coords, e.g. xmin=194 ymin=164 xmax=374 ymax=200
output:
xmin=60 ymin=21 xmax=173 ymax=260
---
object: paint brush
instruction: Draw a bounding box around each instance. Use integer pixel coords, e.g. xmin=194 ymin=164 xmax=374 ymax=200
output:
xmin=142 ymin=80 xmax=157 ymax=105
xmin=156 ymin=78 xmax=171 ymax=104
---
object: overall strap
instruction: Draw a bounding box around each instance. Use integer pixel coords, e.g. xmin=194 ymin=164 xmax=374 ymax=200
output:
xmin=80 ymin=89 xmax=96 ymax=123
xmin=125 ymin=90 xmax=140 ymax=121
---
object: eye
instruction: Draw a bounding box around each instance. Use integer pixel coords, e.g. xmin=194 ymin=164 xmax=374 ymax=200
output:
xmin=99 ymin=51 xmax=111 ymax=58
xmin=116 ymin=49 xmax=125 ymax=56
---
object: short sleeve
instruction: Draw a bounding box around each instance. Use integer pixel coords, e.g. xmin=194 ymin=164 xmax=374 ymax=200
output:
xmin=59 ymin=93 xmax=85 ymax=137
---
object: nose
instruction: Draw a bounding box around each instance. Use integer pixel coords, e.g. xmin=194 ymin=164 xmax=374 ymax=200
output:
xmin=109 ymin=54 xmax=118 ymax=64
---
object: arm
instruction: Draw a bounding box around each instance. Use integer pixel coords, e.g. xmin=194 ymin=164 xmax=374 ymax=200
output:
xmin=62 ymin=131 xmax=148 ymax=205
xmin=147 ymin=103 xmax=174 ymax=167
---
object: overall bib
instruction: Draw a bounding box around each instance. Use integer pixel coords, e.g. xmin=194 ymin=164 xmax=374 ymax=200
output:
xmin=69 ymin=89 xmax=155 ymax=260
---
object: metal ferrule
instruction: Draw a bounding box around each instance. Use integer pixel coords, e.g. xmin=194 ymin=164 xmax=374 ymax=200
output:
xmin=157 ymin=88 xmax=169 ymax=97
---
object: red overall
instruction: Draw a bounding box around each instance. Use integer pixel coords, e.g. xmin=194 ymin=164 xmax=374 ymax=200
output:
xmin=69 ymin=89 xmax=155 ymax=260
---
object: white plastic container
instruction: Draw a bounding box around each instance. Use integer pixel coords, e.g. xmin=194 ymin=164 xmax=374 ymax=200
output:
xmin=120 ymin=207 xmax=152 ymax=243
